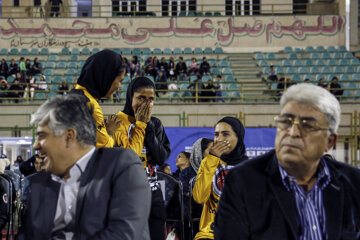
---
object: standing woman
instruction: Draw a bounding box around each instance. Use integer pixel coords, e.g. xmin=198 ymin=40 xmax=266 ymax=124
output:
xmin=71 ymin=49 xmax=125 ymax=148
xmin=113 ymin=77 xmax=171 ymax=240
xmin=192 ymin=116 xmax=248 ymax=240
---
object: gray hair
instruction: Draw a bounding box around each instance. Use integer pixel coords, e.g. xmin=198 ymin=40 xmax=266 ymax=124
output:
xmin=280 ymin=83 xmax=341 ymax=133
xmin=31 ymin=94 xmax=97 ymax=146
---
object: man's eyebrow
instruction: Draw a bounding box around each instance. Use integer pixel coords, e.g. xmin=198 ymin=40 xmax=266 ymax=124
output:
xmin=281 ymin=113 xmax=317 ymax=121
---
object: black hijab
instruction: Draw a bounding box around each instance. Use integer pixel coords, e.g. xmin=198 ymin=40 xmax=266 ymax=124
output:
xmin=77 ymin=49 xmax=124 ymax=99
xmin=123 ymin=77 xmax=155 ymax=117
xmin=217 ymin=116 xmax=248 ymax=165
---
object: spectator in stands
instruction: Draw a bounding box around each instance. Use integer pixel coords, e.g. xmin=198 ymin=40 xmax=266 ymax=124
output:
xmin=204 ymin=79 xmax=217 ymax=102
xmin=318 ymin=78 xmax=328 ymax=89
xmin=112 ymin=76 xmax=171 ymax=240
xmin=189 ymin=138 xmax=213 ymax=173
xmin=130 ymin=56 xmax=140 ymax=78
xmin=49 ymin=0 xmax=63 ymax=17
xmin=123 ymin=57 xmax=131 ymax=75
xmin=19 ymin=57 xmax=27 ymax=82
xmin=0 ymin=78 xmax=9 ymax=103
xmin=25 ymin=58 xmax=32 ymax=76
xmin=58 ymin=79 xmax=69 ymax=95
xmin=19 ymin=154 xmax=37 ymax=177
xmin=155 ymin=70 xmax=168 ymax=97
xmin=175 ymin=56 xmax=187 ymax=81
xmin=15 ymin=155 xmax=24 ymax=166
xmin=200 ymin=57 xmax=211 ymax=75
xmin=329 ymin=76 xmax=343 ymax=100
xmin=267 ymin=65 xmax=278 ymax=82
xmin=168 ymin=57 xmax=176 ymax=81
xmin=19 ymin=94 xmax=151 ymax=239
xmin=31 ymin=57 xmax=42 ymax=75
xmin=159 ymin=163 xmax=171 ymax=175
xmin=33 ymin=0 xmax=44 ymax=17
xmin=0 ymin=154 xmax=10 ymax=174
xmin=0 ymin=59 xmax=9 ymax=78
xmin=215 ymin=84 xmax=360 ymax=240
xmin=33 ymin=154 xmax=45 ymax=172
xmin=188 ymin=57 xmax=200 ymax=76
xmin=215 ymin=75 xmax=225 ymax=102
xmin=9 ymin=59 xmax=19 ymax=77
xmin=8 ymin=79 xmax=23 ymax=103
xmin=159 ymin=57 xmax=169 ymax=77
xmin=70 ymin=77 xmax=77 ymax=91
xmin=151 ymin=56 xmax=160 ymax=79
xmin=37 ymin=75 xmax=48 ymax=91
xmin=144 ymin=56 xmax=153 ymax=76
xmin=24 ymin=74 xmax=36 ymax=99
xmin=193 ymin=116 xmax=248 ymax=240
xmin=70 ymin=49 xmax=126 ymax=148
xmin=187 ymin=75 xmax=205 ymax=102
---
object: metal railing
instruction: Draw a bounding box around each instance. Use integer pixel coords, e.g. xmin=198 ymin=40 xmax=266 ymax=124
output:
xmin=0 ymin=3 xmax=339 ymax=18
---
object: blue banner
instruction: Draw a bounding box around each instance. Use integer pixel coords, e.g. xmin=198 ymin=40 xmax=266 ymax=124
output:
xmin=164 ymin=127 xmax=276 ymax=173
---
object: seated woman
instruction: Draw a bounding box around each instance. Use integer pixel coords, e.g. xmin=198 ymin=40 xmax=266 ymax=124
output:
xmin=71 ymin=49 xmax=126 ymax=148
xmin=113 ymin=77 xmax=171 ymax=240
xmin=192 ymin=117 xmax=248 ymax=240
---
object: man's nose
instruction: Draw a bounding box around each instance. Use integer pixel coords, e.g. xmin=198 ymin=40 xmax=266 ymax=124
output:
xmin=288 ymin=122 xmax=301 ymax=137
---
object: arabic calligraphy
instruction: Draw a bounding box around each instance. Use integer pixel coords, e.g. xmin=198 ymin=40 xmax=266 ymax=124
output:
xmin=0 ymin=16 xmax=345 ymax=46
xmin=10 ymin=38 xmax=99 ymax=48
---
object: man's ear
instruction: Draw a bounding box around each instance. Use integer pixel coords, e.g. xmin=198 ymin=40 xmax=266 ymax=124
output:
xmin=65 ymin=128 xmax=77 ymax=147
xmin=326 ymin=133 xmax=337 ymax=152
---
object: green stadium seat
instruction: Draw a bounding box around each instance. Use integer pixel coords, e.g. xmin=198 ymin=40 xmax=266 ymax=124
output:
xmin=68 ymin=62 xmax=77 ymax=68
xmin=211 ymin=68 xmax=221 ymax=75
xmin=190 ymin=75 xmax=197 ymax=82
xmin=351 ymin=73 xmax=360 ymax=80
xmin=310 ymin=52 xmax=319 ymax=59
xmin=266 ymin=53 xmax=276 ymax=60
xmin=304 ymin=59 xmax=313 ymax=66
xmin=288 ymin=53 xmax=297 ymax=59
xmin=61 ymin=48 xmax=70 ymax=55
xmin=354 ymin=90 xmax=360 ymax=99
xmin=79 ymin=61 xmax=86 ymax=69
xmin=92 ymin=48 xmax=100 ymax=54
xmin=298 ymin=67 xmax=308 ymax=74
xmin=213 ymin=12 xmax=221 ymax=16
xmin=230 ymin=91 xmax=241 ymax=102
xmin=219 ymin=60 xmax=229 ymax=68
xmin=50 ymin=84 xmax=59 ymax=91
xmin=286 ymin=67 xmax=296 ymax=74
xmin=56 ymin=61 xmax=66 ymax=69
xmin=291 ymin=74 xmax=301 ymax=82
xmin=202 ymin=75 xmax=211 ymax=82
xmin=65 ymin=69 xmax=76 ymax=75
xmin=292 ymin=59 xmax=302 ymax=67
xmin=225 ymin=75 xmax=235 ymax=82
xmin=344 ymin=52 xmax=353 ymax=59
xmin=346 ymin=82 xmax=356 ymax=89
xmin=65 ymin=76 xmax=74 ymax=83
xmin=48 ymin=55 xmax=58 ymax=61
xmin=34 ymin=92 xmax=46 ymax=101
xmin=281 ymin=59 xmax=291 ymax=67
xmin=310 ymin=67 xmax=320 ymax=74
xmin=294 ymin=48 xmax=303 ymax=53
xmin=163 ymin=48 xmax=172 ymax=55
xmin=338 ymin=46 xmax=347 ymax=52
xmin=173 ymin=48 xmax=182 ymax=55
xmin=44 ymin=69 xmax=54 ymax=76
xmin=45 ymin=62 xmax=56 ymax=68
xmin=276 ymin=67 xmax=284 ymax=74
xmin=123 ymin=75 xmax=131 ymax=83
xmin=194 ymin=48 xmax=203 ymax=54
xmin=205 ymin=12 xmax=212 ymax=16
xmin=333 ymin=66 xmax=343 ymax=74
xmin=350 ymin=58 xmax=360 ymax=65
xmin=71 ymin=48 xmax=80 ymax=55
xmin=142 ymin=48 xmax=151 ymax=55
xmin=7 ymin=76 xmax=14 ymax=83
xmin=315 ymin=59 xmax=325 ymax=66
xmin=81 ymin=48 xmax=91 ymax=55
xmin=70 ymin=55 xmax=78 ymax=61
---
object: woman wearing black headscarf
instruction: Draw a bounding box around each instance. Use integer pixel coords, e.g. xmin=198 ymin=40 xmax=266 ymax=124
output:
xmin=113 ymin=77 xmax=171 ymax=240
xmin=71 ymin=49 xmax=125 ymax=148
xmin=192 ymin=116 xmax=248 ymax=240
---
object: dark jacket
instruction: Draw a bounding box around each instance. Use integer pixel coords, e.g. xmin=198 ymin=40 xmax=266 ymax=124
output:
xmin=18 ymin=148 xmax=151 ymax=240
xmin=215 ymin=150 xmax=360 ymax=240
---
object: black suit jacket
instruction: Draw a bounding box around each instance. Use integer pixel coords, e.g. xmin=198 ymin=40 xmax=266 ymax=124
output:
xmin=215 ymin=150 xmax=360 ymax=240
xmin=19 ymin=148 xmax=151 ymax=240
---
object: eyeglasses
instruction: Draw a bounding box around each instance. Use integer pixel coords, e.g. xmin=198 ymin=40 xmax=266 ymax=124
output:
xmin=274 ymin=115 xmax=329 ymax=133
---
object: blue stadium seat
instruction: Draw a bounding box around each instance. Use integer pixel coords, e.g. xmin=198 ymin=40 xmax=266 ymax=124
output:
xmin=0 ymin=48 xmax=8 ymax=55
xmin=266 ymin=53 xmax=276 ymax=60
xmin=346 ymin=82 xmax=356 ymax=89
xmin=294 ymin=48 xmax=303 ymax=53
xmin=315 ymin=59 xmax=325 ymax=66
xmin=284 ymin=46 xmax=292 ymax=53
xmin=81 ymin=48 xmax=91 ymax=55
xmin=293 ymin=59 xmax=303 ymax=67
xmin=320 ymin=52 xmax=330 ymax=59
xmin=316 ymin=46 xmax=325 ymax=52
xmin=202 ymin=75 xmax=211 ymax=82
xmin=71 ymin=48 xmax=80 ymax=55
xmin=70 ymin=55 xmax=78 ymax=61
xmin=310 ymin=67 xmax=320 ymax=74
xmin=92 ymin=48 xmax=100 ymax=54
xmin=61 ymin=48 xmax=70 ymax=55
xmin=327 ymin=46 xmax=336 ymax=52
xmin=122 ymin=48 xmax=132 ymax=55
xmin=44 ymin=69 xmax=54 ymax=76
xmin=184 ymin=48 xmax=192 ymax=54
xmin=304 ymin=59 xmax=313 ymax=66
xmin=316 ymin=74 xmax=325 ymax=81
xmin=163 ymin=48 xmax=172 ymax=55
xmin=259 ymin=60 xmax=268 ymax=67
xmin=34 ymin=92 xmax=46 ymax=101
xmin=345 ymin=66 xmax=355 ymax=73
xmin=52 ymin=75 xmax=62 ymax=83
xmin=333 ymin=66 xmax=343 ymax=74
xmin=214 ymin=48 xmax=223 ymax=54
xmin=7 ymin=76 xmax=14 ymax=83
xmin=48 ymin=55 xmax=58 ymax=61
xmin=351 ymin=73 xmax=360 ymax=80
xmin=354 ymin=90 xmax=360 ymax=100
xmin=286 ymin=67 xmax=296 ymax=74
xmin=288 ymin=53 xmax=297 ymax=59
xmin=204 ymin=48 xmax=213 ymax=54
xmin=132 ymin=48 xmax=141 ymax=56
xmin=305 ymin=46 xmax=314 ymax=52
xmin=56 ymin=61 xmax=66 ymax=69
xmin=20 ymin=49 xmax=29 ymax=55
xmin=9 ymin=48 xmax=19 ymax=55
xmin=338 ymin=46 xmax=347 ymax=52
xmin=68 ymin=62 xmax=77 ymax=68
xmin=225 ymin=75 xmax=235 ymax=82
xmin=332 ymin=52 xmax=342 ymax=59
xmin=327 ymin=59 xmax=336 ymax=66
xmin=344 ymin=52 xmax=353 ymax=59
xmin=219 ymin=60 xmax=229 ymax=68
xmin=194 ymin=48 xmax=203 ymax=54
xmin=339 ymin=59 xmax=348 ymax=65
xmin=327 ymin=74 xmax=337 ymax=81
xmin=79 ymin=61 xmax=86 ymax=69
xmin=339 ymin=74 xmax=350 ymax=81
xmin=321 ymin=66 xmax=332 ymax=74
xmin=153 ymin=48 xmax=162 ymax=55
xmin=141 ymin=48 xmax=151 ymax=55
xmin=45 ymin=62 xmax=56 ymax=68
xmin=255 ymin=53 xmax=264 ymax=60
xmin=291 ymin=74 xmax=301 ymax=82
xmin=281 ymin=59 xmax=291 ymax=67
xmin=298 ymin=67 xmax=308 ymax=74
xmin=113 ymin=48 xmax=121 ymax=55
xmin=276 ymin=67 xmax=285 ymax=74
xmin=173 ymin=48 xmax=182 ymax=55
xmin=310 ymin=52 xmax=319 ymax=59
xmin=48 ymin=92 xmax=57 ymax=98
xmin=222 ymin=68 xmax=232 ymax=75
xmin=303 ymin=74 xmax=313 ymax=81
xmin=65 ymin=69 xmax=76 ymax=75
xmin=350 ymin=58 xmax=360 ymax=65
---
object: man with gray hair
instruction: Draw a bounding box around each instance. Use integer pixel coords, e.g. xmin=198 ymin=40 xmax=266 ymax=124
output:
xmin=215 ymin=84 xmax=360 ymax=240
xmin=18 ymin=94 xmax=151 ymax=240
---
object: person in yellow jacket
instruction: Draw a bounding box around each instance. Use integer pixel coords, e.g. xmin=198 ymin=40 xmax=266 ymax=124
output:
xmin=113 ymin=76 xmax=171 ymax=240
xmin=71 ymin=49 xmax=126 ymax=148
xmin=192 ymin=116 xmax=248 ymax=240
